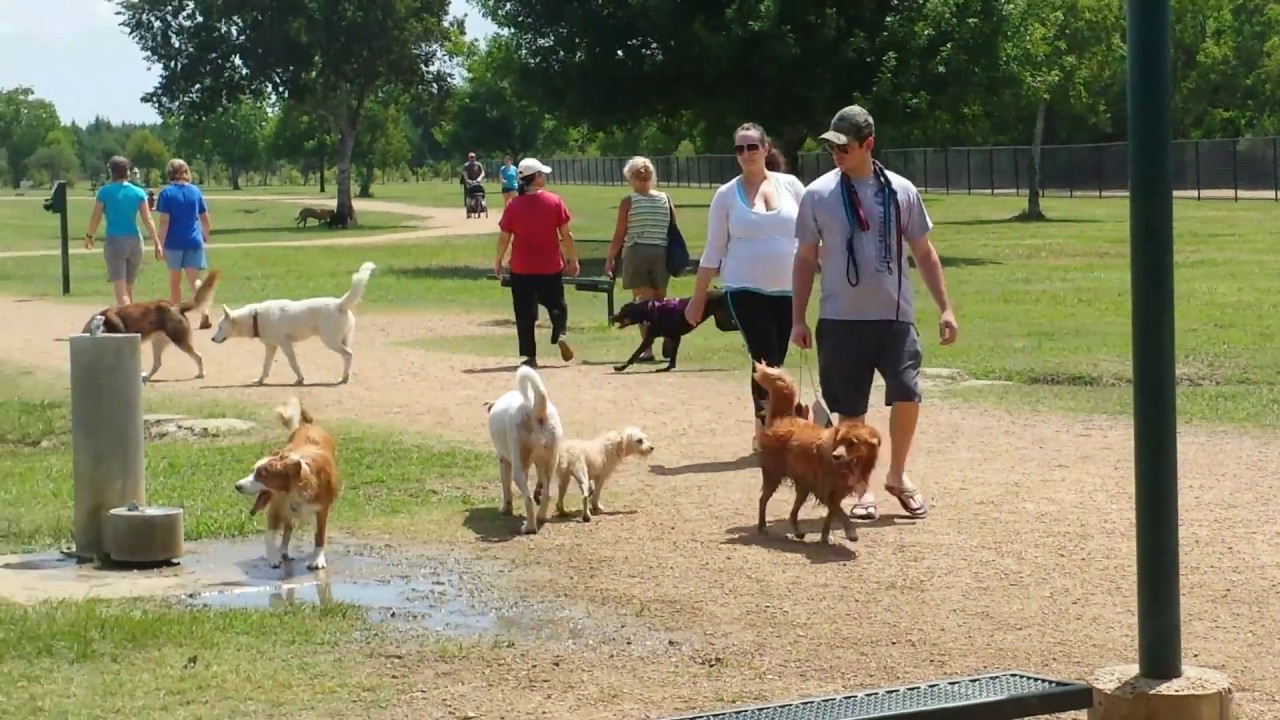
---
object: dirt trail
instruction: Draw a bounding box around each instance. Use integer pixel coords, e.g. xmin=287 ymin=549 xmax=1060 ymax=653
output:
xmin=5 ymin=293 xmax=1278 ymax=719
xmin=0 ymin=198 xmax=492 ymax=259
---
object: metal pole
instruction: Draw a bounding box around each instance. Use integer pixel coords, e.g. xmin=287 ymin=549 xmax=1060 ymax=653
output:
xmin=1126 ymin=0 xmax=1182 ymax=682
xmin=60 ymin=201 xmax=71 ymax=296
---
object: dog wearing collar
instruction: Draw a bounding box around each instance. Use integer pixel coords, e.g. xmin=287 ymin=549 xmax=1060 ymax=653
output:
xmin=211 ymin=261 xmax=376 ymax=385
xmin=233 ymin=396 xmax=340 ymax=570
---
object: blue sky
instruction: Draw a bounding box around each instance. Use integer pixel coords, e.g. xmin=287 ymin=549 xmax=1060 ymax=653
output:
xmin=0 ymin=0 xmax=496 ymax=125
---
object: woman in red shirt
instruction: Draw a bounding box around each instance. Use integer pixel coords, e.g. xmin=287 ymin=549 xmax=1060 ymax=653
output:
xmin=494 ymin=158 xmax=581 ymax=367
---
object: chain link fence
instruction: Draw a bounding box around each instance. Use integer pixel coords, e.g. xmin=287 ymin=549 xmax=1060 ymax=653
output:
xmin=486 ymin=137 xmax=1280 ymax=200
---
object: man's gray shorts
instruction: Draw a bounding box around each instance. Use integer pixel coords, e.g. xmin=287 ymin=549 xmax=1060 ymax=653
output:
xmin=816 ymin=319 xmax=923 ymax=418
xmin=104 ymin=236 xmax=143 ymax=284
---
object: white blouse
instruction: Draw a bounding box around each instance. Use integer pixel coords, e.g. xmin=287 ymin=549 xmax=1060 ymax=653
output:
xmin=700 ymin=171 xmax=806 ymax=294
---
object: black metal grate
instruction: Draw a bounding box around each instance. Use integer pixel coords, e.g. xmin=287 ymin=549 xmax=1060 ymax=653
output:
xmin=662 ymin=672 xmax=1093 ymax=720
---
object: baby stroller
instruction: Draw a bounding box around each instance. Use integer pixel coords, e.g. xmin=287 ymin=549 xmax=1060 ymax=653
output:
xmin=464 ymin=179 xmax=488 ymax=219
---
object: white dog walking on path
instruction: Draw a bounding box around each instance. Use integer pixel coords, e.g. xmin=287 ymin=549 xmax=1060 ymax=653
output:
xmin=487 ymin=364 xmax=563 ymax=534
xmin=211 ymin=261 xmax=377 ymax=385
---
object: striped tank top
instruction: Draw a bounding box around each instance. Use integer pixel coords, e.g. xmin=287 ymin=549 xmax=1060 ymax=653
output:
xmin=625 ymin=191 xmax=671 ymax=246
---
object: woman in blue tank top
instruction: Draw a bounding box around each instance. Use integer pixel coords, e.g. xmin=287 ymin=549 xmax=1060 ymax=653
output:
xmin=499 ymin=156 xmax=519 ymax=207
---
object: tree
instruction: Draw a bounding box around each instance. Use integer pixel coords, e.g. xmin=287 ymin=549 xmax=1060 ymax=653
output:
xmin=1003 ymin=0 xmax=1124 ymax=220
xmin=116 ymin=0 xmax=462 ymax=223
xmin=352 ymin=94 xmax=413 ymax=197
xmin=25 ymin=128 xmax=79 ymax=182
xmin=268 ymin=101 xmax=335 ymax=190
xmin=176 ymin=101 xmax=268 ymax=189
xmin=434 ymin=37 xmax=570 ymax=159
xmin=0 ymin=87 xmax=61 ymax=187
xmin=471 ymin=0 xmax=1012 ymax=161
xmin=124 ymin=129 xmax=170 ymax=182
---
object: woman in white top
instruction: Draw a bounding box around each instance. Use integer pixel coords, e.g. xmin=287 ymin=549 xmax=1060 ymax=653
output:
xmin=685 ymin=122 xmax=806 ymax=446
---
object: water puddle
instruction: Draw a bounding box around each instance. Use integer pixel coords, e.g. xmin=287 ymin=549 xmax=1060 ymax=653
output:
xmin=177 ymin=541 xmax=692 ymax=654
xmin=186 ymin=575 xmax=503 ymax=635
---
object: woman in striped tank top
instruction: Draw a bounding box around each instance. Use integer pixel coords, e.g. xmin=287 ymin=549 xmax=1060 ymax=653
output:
xmin=606 ymin=156 xmax=678 ymax=361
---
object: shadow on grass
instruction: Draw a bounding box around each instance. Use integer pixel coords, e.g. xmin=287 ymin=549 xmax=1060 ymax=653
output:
xmin=935 ymin=216 xmax=1106 ymax=227
xmin=461 ymin=506 xmax=523 ymax=543
xmin=384 ymin=256 xmax=613 ymax=281
xmin=650 ymin=454 xmax=757 ymax=476
xmin=906 ymin=255 xmax=1004 ymax=269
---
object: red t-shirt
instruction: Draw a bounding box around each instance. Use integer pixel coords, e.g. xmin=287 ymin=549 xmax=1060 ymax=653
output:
xmin=499 ymin=190 xmax=571 ymax=275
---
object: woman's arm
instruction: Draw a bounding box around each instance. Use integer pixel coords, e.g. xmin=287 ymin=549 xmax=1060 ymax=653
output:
xmin=137 ymin=200 xmax=161 ymax=255
xmin=606 ymin=196 xmax=631 ymax=267
xmin=84 ymin=201 xmax=105 ymax=248
xmin=199 ymin=213 xmax=212 ymax=243
xmin=156 ymin=212 xmax=169 ymax=247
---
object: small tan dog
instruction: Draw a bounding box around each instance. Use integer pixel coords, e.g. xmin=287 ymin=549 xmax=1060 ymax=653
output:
xmin=234 ymin=396 xmax=341 ymax=570
xmin=536 ymin=426 xmax=654 ymax=522
xmin=295 ymin=207 xmax=334 ymax=227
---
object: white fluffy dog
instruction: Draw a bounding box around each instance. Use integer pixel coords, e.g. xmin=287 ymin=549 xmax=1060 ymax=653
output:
xmin=537 ymin=426 xmax=654 ymax=522
xmin=210 ymin=261 xmax=376 ymax=385
xmin=486 ymin=364 xmax=563 ymax=534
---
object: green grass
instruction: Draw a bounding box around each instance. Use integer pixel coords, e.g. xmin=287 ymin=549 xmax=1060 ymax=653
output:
xmin=0 ymin=365 xmax=497 ymax=554
xmin=0 ymin=598 xmax=398 ymax=719
xmin=0 ymin=196 xmax=424 ymax=253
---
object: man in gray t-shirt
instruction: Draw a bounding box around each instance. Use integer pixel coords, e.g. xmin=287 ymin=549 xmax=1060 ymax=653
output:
xmin=791 ymin=104 xmax=959 ymax=522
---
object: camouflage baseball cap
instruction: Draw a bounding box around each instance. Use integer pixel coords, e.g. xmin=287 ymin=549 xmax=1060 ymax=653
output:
xmin=818 ymin=105 xmax=875 ymax=146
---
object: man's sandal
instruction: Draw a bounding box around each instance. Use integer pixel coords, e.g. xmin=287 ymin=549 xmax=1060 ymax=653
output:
xmin=886 ymin=484 xmax=928 ymax=519
xmin=850 ymin=502 xmax=879 ymax=521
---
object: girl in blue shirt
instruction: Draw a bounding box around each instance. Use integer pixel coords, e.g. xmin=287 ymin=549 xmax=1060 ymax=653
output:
xmin=155 ymin=158 xmax=214 ymax=328
xmin=84 ymin=155 xmax=162 ymax=306
xmin=499 ymin=155 xmax=519 ymax=207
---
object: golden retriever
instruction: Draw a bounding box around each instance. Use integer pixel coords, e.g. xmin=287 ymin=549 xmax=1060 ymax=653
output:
xmin=752 ymin=362 xmax=881 ymax=546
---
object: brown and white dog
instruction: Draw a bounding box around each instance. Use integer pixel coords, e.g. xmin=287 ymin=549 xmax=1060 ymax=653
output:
xmin=234 ymin=396 xmax=341 ymax=570
xmin=295 ymin=207 xmax=334 ymax=227
xmin=80 ymin=269 xmax=220 ymax=381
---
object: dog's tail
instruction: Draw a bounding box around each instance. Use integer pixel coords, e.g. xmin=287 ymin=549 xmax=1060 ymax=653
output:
xmin=338 ymin=261 xmax=377 ymax=312
xmin=752 ymin=361 xmax=800 ymax=425
xmin=516 ymin=364 xmax=550 ymax=418
xmin=178 ymin=269 xmax=221 ymax=317
xmin=275 ymin=396 xmax=314 ymax=433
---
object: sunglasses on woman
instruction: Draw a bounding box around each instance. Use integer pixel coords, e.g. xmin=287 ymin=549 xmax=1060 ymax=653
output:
xmin=734 ymin=143 xmax=761 ymax=155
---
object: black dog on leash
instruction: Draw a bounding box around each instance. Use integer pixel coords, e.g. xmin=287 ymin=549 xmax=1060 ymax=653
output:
xmin=611 ymin=289 xmax=735 ymax=373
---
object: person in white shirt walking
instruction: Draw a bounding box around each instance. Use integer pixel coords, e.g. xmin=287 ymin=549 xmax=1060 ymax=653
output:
xmin=791 ymin=105 xmax=958 ymax=521
xmin=685 ymin=122 xmax=806 ymax=451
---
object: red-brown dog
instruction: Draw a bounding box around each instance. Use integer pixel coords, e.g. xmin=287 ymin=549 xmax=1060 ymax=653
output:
xmin=752 ymin=362 xmax=881 ymax=546
xmin=234 ymin=396 xmax=341 ymax=570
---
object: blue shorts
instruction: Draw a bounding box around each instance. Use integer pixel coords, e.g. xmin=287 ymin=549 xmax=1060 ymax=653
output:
xmin=165 ymin=247 xmax=207 ymax=271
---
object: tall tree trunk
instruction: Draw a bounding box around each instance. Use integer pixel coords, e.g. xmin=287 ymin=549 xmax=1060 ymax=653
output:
xmin=335 ymin=124 xmax=358 ymax=225
xmin=1023 ymin=99 xmax=1048 ymax=221
xmin=230 ymin=165 xmax=242 ymax=191
xmin=358 ymin=161 xmax=375 ymax=198
xmin=318 ymin=149 xmax=326 ymax=193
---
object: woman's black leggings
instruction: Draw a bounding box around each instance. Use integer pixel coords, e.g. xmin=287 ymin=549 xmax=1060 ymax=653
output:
xmin=725 ymin=289 xmax=792 ymax=422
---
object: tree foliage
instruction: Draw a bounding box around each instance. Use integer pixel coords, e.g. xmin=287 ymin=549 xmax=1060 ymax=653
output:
xmin=115 ymin=0 xmax=461 ymax=220
xmin=0 ymin=87 xmax=61 ymax=187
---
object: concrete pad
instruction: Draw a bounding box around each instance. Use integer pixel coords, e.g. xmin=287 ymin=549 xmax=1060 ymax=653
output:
xmin=0 ymin=538 xmax=335 ymax=604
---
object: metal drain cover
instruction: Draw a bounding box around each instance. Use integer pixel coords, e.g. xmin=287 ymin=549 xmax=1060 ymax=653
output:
xmin=661 ymin=671 xmax=1093 ymax=720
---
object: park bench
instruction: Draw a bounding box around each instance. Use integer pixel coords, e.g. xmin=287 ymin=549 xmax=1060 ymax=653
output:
xmin=498 ymin=272 xmax=618 ymax=321
xmin=660 ymin=670 xmax=1093 ymax=720
xmin=496 ymin=237 xmax=701 ymax=320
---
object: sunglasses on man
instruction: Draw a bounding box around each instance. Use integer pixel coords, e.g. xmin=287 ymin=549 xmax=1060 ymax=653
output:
xmin=821 ymin=139 xmax=851 ymax=155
